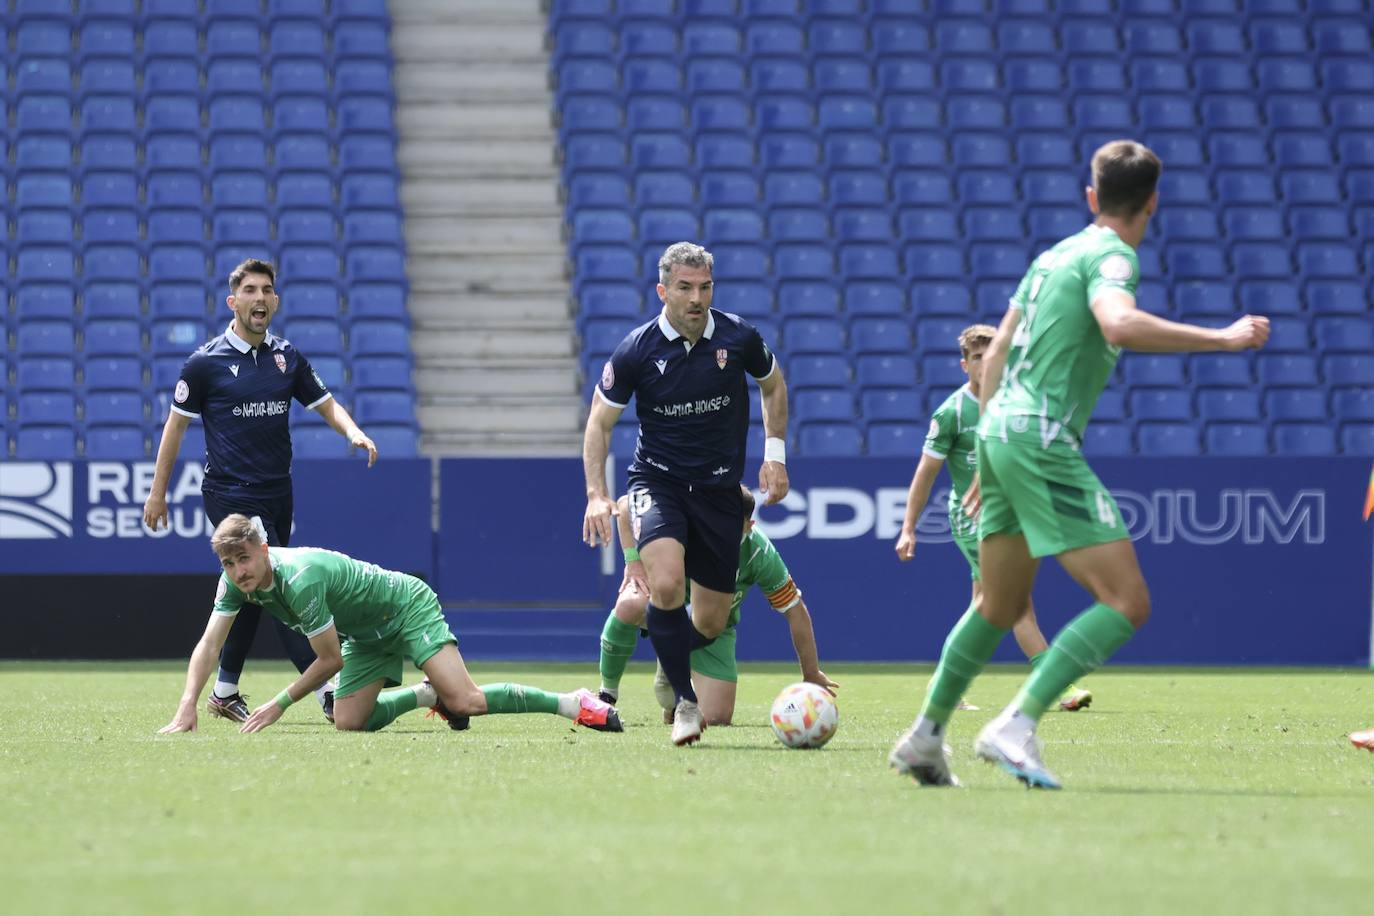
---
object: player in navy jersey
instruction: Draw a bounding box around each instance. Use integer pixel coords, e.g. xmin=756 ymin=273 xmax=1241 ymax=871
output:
xmin=581 ymin=241 xmax=790 ymax=746
xmin=142 ymin=259 xmax=378 ymax=724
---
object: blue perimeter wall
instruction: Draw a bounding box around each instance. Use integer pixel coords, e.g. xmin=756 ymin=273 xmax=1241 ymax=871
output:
xmin=2 ymin=456 xmax=1369 ymax=665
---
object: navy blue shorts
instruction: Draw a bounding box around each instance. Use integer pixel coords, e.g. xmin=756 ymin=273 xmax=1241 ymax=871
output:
xmin=202 ymin=486 xmax=293 ymax=547
xmin=627 ymin=474 xmax=743 ymax=594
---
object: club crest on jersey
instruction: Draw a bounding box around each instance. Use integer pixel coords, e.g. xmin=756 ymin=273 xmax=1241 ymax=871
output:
xmin=716 ymin=348 xmax=728 ymax=369
xmin=274 ymin=353 xmax=287 ymax=373
xmin=1099 ymin=254 xmax=1134 ymax=282
xmin=601 ymin=361 xmax=615 ymax=390
xmin=174 ymin=379 xmax=190 ymax=404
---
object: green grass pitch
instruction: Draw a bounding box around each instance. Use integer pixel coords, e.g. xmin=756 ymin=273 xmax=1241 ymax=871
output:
xmin=3 ymin=661 xmax=1373 ymax=916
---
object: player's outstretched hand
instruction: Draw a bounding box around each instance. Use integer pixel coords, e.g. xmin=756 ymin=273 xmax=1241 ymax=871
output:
xmin=240 ymin=701 xmax=284 ymax=734
xmin=583 ymin=494 xmax=618 ymax=547
xmin=759 ymin=461 xmax=789 ymax=506
xmin=1219 ymin=315 xmax=1270 ymax=351
xmin=350 ymin=430 xmax=378 ymax=467
xmin=895 ymin=529 xmax=917 ymax=561
xmin=961 ymin=473 xmax=982 ymax=519
xmin=143 ymin=493 xmax=169 ymax=532
xmin=804 ymin=669 xmax=840 ymax=696
xmin=157 ymin=710 xmax=197 ymax=733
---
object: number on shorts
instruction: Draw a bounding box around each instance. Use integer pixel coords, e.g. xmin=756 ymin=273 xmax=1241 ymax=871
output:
xmin=1094 ymin=491 xmax=1116 ymax=527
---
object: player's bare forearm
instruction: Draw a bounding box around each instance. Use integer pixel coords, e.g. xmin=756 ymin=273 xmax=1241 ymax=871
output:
xmin=758 ymin=369 xmax=789 ymax=440
xmin=162 ymin=614 xmax=232 ymax=732
xmin=979 ymin=309 xmax=1018 ymax=414
xmin=786 ymin=602 xmax=836 ymax=692
xmin=902 ymin=455 xmax=943 ymax=533
xmin=582 ymin=397 xmax=621 ymax=500
xmin=615 ymin=495 xmax=635 ymax=548
xmin=145 ymin=412 xmax=189 ymax=519
xmin=317 ymin=399 xmax=377 ymax=466
xmin=1091 ymin=289 xmax=1270 ymax=353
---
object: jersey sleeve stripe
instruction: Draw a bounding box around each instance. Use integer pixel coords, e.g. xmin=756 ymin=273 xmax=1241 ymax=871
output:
xmin=212 ymin=608 xmax=239 ymax=616
xmin=764 ymin=579 xmax=801 ymax=612
xmin=170 ymin=404 xmax=200 ymax=419
xmin=753 ymin=355 xmax=778 ymax=382
xmin=922 ymin=446 xmax=947 ymax=459
xmin=305 ymin=392 xmax=333 ymax=410
xmin=305 ymin=619 xmax=335 ymax=639
xmin=595 ymin=387 xmax=628 ymax=409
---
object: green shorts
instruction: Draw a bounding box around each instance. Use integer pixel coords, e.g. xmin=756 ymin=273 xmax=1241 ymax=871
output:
xmin=690 ymin=626 xmax=738 ymax=682
xmin=952 ymin=525 xmax=980 ymax=581
xmin=336 ymin=578 xmax=456 ymax=699
xmin=976 ymin=435 xmax=1128 ymax=559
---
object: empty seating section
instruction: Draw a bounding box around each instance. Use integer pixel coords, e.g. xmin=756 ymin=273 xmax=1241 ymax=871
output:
xmin=3 ymin=2 xmax=417 ymax=459
xmin=555 ymin=3 xmax=1374 ymax=457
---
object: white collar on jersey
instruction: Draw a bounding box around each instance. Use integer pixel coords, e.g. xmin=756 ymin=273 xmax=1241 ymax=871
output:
xmin=225 ymin=322 xmax=277 ymax=354
xmin=657 ymin=308 xmax=715 ymax=342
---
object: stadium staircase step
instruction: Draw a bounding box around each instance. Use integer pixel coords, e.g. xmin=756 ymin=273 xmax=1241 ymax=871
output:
xmin=391 ymin=0 xmax=582 ymax=457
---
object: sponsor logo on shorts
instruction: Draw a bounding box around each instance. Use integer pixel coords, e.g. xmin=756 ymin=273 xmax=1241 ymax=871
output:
xmin=174 ymin=379 xmax=190 ymax=403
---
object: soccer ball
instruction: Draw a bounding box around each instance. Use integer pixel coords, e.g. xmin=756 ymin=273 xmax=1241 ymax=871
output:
xmin=769 ymin=682 xmax=839 ymax=749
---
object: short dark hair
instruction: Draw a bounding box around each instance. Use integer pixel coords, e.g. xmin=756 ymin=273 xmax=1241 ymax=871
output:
xmin=1091 ymin=140 xmax=1162 ymax=217
xmin=740 ymin=485 xmax=756 ymax=521
xmin=229 ymin=258 xmax=277 ymax=292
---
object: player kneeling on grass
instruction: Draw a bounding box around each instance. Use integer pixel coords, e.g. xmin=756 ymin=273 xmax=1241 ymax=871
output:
xmin=596 ymin=486 xmax=837 ymax=726
xmin=159 ymin=514 xmax=622 ymax=735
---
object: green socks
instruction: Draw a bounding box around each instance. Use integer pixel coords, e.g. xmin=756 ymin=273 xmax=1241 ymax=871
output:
xmin=363 ymin=685 xmax=421 ymax=732
xmin=1014 ymin=603 xmax=1135 ymax=721
xmin=598 ymin=614 xmax=640 ymax=694
xmin=480 ymin=682 xmax=561 ymax=715
xmin=918 ymin=606 xmax=1009 ymax=727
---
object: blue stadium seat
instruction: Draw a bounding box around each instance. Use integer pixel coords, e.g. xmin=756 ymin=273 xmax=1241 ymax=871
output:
xmin=867 ymin=424 xmax=924 ymax=457
xmin=1130 ymin=389 xmax=1192 ymax=421
xmin=84 ymin=392 xmax=145 ymax=426
xmin=794 ymin=390 xmax=855 ymax=423
xmin=1198 ymin=389 xmax=1262 ymax=422
xmin=798 ymin=424 xmax=863 ymax=457
xmin=19 ymin=393 xmax=77 ymax=426
xmin=1341 ymin=425 xmax=1374 ymax=455
xmin=856 ymin=355 xmax=917 ymax=389
xmin=894 ymin=172 xmax=954 ymax=205
xmin=635 ymin=171 xmax=694 ymax=207
xmin=1265 ymin=389 xmax=1325 ymax=422
xmin=1258 ymin=354 xmax=1319 ymax=386
xmin=1021 ymin=170 xmax=1078 ymax=204
xmin=353 ymin=392 xmax=413 ymax=426
xmin=1206 ymin=423 xmax=1269 ymax=456
xmin=904 ymin=245 xmax=963 ymax=279
xmin=844 ymin=282 xmax=904 ymax=317
xmin=900 ymin=209 xmax=959 ymax=242
xmin=785 ymin=318 xmax=845 ymax=355
xmin=17 ymin=427 xmax=79 ymax=460
xmin=769 ymin=209 xmax=829 ymax=242
xmin=787 ymin=356 xmax=850 ymax=390
xmin=350 ymin=320 xmax=410 ymax=358
xmin=149 ymin=283 xmax=209 ymax=319
xmin=1315 ymin=317 xmax=1374 ymax=353
xmin=712 ymin=282 xmax=773 ymax=319
xmin=1094 ymin=389 xmax=1126 ymax=421
xmin=814 ymin=58 xmax=872 ymax=94
xmin=778 ymin=283 xmax=840 ymax=318
xmin=1083 ymin=423 xmax=1133 ymax=457
xmin=17 ymin=358 xmax=77 ymax=393
xmin=1137 ymin=422 xmax=1200 ymax=456
xmin=909 ymin=283 xmax=971 ymax=315
xmin=85 ymin=425 xmax=146 ymax=459
xmin=1333 ymin=388 xmax=1374 ymax=422
xmin=1272 ymin=424 xmax=1337 ymax=456
xmin=711 ymin=246 xmax=768 ymax=281
xmin=149 ymin=319 xmax=207 ymax=356
xmin=700 ymin=173 xmax=758 ymax=208
xmin=1003 ymin=58 xmax=1060 ymax=92
xmin=862 ymin=390 xmax=923 ymax=423
xmin=1325 ymin=355 xmax=1374 ymax=387
xmin=83 ymin=285 xmax=142 ymax=322
xmin=852 ymin=319 xmax=912 ymax=355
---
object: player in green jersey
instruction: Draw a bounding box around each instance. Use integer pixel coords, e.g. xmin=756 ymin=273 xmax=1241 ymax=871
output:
xmin=896 ymin=324 xmax=1092 ymax=713
xmin=159 ymin=514 xmax=622 ymax=735
xmin=596 ymin=486 xmax=837 ymax=727
xmin=890 ymin=140 xmax=1269 ymax=789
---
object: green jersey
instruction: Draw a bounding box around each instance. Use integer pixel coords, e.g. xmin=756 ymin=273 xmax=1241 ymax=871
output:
xmin=212 ymin=546 xmax=415 ymax=642
xmin=726 ymin=527 xmax=800 ymax=630
xmin=984 ymin=224 xmax=1139 ymax=451
xmin=923 ymin=383 xmax=980 ymax=538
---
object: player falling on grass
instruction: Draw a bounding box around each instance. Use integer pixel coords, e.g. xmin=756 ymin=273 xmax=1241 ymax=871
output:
xmin=895 ymin=324 xmax=1092 ymax=713
xmin=158 ymin=514 xmax=622 ymax=735
xmin=889 ymin=140 xmax=1269 ymax=789
xmin=596 ymin=486 xmax=837 ymax=725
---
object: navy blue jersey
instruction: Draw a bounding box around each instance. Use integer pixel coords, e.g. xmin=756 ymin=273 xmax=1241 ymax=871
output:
xmin=170 ymin=325 xmax=331 ymax=489
xmin=599 ymin=309 xmax=775 ymax=487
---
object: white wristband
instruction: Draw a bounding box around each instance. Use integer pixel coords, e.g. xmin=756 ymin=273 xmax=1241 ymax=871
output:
xmin=764 ymin=437 xmax=786 ymax=464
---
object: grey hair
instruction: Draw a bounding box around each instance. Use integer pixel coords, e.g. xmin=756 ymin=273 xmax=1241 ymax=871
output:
xmin=657 ymin=242 xmax=714 ymax=285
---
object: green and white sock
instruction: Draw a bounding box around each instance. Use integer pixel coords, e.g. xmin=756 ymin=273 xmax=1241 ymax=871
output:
xmin=598 ymin=613 xmax=639 ymax=698
xmin=1013 ymin=603 xmax=1134 ymax=721
xmin=363 ymin=684 xmax=423 ymax=732
xmin=915 ymin=605 xmax=1009 ymax=731
xmin=481 ymin=683 xmax=562 ymax=716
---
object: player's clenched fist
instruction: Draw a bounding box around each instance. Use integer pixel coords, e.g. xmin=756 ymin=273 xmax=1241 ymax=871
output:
xmin=1220 ymin=315 xmax=1270 ymax=351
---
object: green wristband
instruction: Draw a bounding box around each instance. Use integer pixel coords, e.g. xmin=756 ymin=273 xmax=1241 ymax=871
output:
xmin=274 ymin=689 xmax=294 ymax=711
xmin=623 ymin=547 xmax=640 ymax=563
